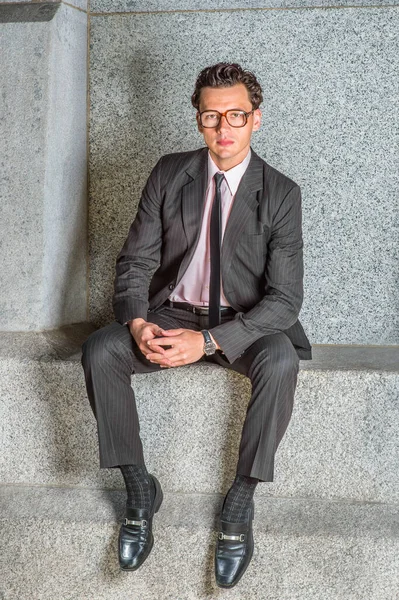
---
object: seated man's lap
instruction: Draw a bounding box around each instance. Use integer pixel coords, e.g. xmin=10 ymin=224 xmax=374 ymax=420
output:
xmin=212 ymin=332 xmax=299 ymax=379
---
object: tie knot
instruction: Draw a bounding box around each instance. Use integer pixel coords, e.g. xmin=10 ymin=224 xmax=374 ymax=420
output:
xmin=214 ymin=172 xmax=225 ymax=190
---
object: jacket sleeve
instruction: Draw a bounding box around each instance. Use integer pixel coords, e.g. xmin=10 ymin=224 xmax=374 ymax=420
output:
xmin=210 ymin=185 xmax=304 ymax=363
xmin=112 ymin=158 xmax=164 ymax=325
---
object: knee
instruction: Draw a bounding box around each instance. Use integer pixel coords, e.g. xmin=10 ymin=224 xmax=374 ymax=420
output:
xmin=253 ymin=334 xmax=299 ymax=377
xmin=81 ymin=329 xmax=106 ymax=369
xmin=81 ymin=323 xmax=131 ymax=369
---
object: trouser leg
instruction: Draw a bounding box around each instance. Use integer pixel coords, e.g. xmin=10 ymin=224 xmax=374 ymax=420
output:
xmin=80 ymin=309 xmax=191 ymax=468
xmin=80 ymin=307 xmax=203 ymax=469
xmin=81 ymin=321 xmax=147 ymax=468
xmin=219 ymin=332 xmax=300 ymax=482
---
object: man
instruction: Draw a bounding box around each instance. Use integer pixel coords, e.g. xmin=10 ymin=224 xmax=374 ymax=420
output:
xmin=81 ymin=62 xmax=311 ymax=588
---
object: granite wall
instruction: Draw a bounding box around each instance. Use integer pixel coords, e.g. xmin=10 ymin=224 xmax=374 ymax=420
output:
xmin=0 ymin=2 xmax=88 ymax=330
xmin=2 ymin=1 xmax=397 ymax=340
xmin=91 ymin=0 xmax=399 ymax=10
xmin=89 ymin=2 xmax=399 ymax=345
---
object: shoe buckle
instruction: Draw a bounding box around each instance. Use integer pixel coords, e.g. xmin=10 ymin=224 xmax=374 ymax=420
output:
xmin=124 ymin=518 xmax=148 ymax=527
xmin=218 ymin=532 xmax=245 ymax=542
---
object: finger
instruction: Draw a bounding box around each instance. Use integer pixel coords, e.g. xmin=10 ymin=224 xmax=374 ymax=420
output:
xmin=160 ymin=347 xmax=182 ymax=359
xmin=148 ymin=337 xmax=180 ymax=347
xmin=152 ymin=326 xmax=164 ymax=336
xmin=158 ymin=328 xmax=185 ymax=336
xmin=142 ymin=329 xmax=163 ymax=342
xmin=164 ymin=353 xmax=193 ymax=366
xmin=145 ymin=343 xmax=166 ymax=355
xmin=151 ymin=358 xmax=173 ymax=367
xmin=166 ymin=359 xmax=188 ymax=367
xmin=146 ymin=353 xmax=173 ymax=366
xmin=147 ymin=348 xmax=180 ymax=361
xmin=139 ymin=345 xmax=162 ymax=357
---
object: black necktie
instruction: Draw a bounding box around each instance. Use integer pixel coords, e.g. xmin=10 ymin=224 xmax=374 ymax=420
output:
xmin=209 ymin=173 xmax=225 ymax=328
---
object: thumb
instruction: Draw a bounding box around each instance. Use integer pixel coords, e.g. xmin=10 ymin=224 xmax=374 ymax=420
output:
xmin=148 ymin=324 xmax=164 ymax=335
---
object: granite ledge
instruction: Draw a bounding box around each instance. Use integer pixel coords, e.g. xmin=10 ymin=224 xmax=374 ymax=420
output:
xmin=2 ymin=484 xmax=399 ymax=538
xmin=89 ymin=0 xmax=399 ymax=15
xmin=0 ymin=324 xmax=398 ymax=371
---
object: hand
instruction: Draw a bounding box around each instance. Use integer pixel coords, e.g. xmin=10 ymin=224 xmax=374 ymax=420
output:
xmin=128 ymin=318 xmax=168 ymax=360
xmin=146 ymin=328 xmax=205 ymax=368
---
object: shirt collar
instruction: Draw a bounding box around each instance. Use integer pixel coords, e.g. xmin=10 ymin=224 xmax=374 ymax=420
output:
xmin=207 ymin=149 xmax=252 ymax=196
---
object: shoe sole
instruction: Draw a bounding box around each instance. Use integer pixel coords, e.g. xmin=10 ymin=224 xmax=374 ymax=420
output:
xmin=151 ymin=474 xmax=164 ymax=516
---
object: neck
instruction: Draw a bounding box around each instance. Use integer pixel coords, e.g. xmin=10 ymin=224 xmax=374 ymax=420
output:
xmin=209 ymin=146 xmax=250 ymax=172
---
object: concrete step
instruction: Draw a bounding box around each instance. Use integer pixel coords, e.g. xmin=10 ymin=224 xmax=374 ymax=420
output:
xmin=1 ymin=326 xmax=399 ymax=503
xmin=1 ymin=484 xmax=398 ymax=600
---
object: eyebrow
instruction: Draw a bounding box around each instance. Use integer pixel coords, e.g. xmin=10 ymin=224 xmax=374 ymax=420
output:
xmin=200 ymin=107 xmax=249 ymax=112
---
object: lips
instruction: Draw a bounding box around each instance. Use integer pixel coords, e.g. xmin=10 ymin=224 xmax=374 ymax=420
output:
xmin=217 ymin=139 xmax=234 ymax=147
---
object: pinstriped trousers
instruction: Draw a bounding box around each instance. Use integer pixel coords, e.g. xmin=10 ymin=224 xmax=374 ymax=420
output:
xmin=81 ymin=305 xmax=299 ymax=482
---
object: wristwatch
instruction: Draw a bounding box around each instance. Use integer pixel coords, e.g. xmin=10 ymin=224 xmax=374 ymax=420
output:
xmin=201 ymin=330 xmax=217 ymax=356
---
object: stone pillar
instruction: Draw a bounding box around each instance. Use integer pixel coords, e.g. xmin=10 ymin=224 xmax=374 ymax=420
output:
xmin=0 ymin=1 xmax=88 ymax=330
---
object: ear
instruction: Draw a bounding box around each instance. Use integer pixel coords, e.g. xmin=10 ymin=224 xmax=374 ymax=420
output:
xmin=252 ymin=109 xmax=262 ymax=132
xmin=196 ymin=112 xmax=204 ymax=133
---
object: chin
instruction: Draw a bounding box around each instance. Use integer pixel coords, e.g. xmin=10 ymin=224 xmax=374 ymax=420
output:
xmin=213 ymin=146 xmax=235 ymax=157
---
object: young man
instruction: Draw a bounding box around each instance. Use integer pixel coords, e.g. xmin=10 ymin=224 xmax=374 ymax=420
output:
xmin=81 ymin=63 xmax=311 ymax=588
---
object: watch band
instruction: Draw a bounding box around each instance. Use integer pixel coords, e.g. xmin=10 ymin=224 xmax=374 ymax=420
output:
xmin=201 ymin=329 xmax=217 ymax=356
xmin=201 ymin=330 xmax=212 ymax=345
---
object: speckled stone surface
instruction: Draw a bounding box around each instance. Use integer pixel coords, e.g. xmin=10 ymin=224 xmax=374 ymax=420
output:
xmin=91 ymin=1 xmax=399 ymax=14
xmin=0 ymin=323 xmax=96 ymax=361
xmin=1 ymin=19 xmax=49 ymax=325
xmin=0 ymin=2 xmax=59 ymax=21
xmin=88 ymin=7 xmax=399 ymax=345
xmin=0 ymin=3 xmax=88 ymax=330
xmin=1 ymin=0 xmax=87 ymax=13
xmin=65 ymin=0 xmax=88 ymax=10
xmin=1 ymin=330 xmax=398 ymax=502
xmin=1 ymin=485 xmax=399 ymax=600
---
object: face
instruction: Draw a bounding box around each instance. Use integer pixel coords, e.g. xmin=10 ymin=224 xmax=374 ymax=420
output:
xmin=196 ymin=83 xmax=261 ymax=171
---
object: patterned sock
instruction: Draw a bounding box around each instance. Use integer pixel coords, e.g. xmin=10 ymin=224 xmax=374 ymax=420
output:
xmin=222 ymin=474 xmax=259 ymax=523
xmin=119 ymin=464 xmax=154 ymax=510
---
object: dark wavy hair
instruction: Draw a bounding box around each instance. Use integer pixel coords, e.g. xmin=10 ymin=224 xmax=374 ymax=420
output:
xmin=191 ymin=63 xmax=263 ymax=110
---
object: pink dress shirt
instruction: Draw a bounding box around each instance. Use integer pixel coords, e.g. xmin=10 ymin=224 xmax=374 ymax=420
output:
xmin=170 ymin=149 xmax=251 ymax=307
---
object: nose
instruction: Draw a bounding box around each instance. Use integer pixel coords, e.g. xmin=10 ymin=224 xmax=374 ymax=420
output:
xmin=216 ymin=114 xmax=230 ymax=132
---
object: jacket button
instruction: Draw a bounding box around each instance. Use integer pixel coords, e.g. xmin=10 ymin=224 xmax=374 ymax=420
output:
xmin=168 ymin=283 xmax=175 ymax=290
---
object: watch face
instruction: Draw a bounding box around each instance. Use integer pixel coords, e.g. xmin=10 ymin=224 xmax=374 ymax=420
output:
xmin=204 ymin=341 xmax=216 ymax=355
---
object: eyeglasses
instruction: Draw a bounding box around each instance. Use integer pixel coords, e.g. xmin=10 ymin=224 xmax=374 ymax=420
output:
xmin=199 ymin=109 xmax=254 ymax=128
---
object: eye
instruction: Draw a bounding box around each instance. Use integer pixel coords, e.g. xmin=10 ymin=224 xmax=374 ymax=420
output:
xmin=229 ymin=112 xmax=243 ymax=119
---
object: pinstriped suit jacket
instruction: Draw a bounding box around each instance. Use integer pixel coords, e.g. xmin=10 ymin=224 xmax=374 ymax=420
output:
xmin=113 ymin=147 xmax=312 ymax=364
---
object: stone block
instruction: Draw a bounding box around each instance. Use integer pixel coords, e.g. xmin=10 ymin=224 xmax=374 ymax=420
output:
xmin=1 ymin=329 xmax=398 ymax=503
xmin=0 ymin=3 xmax=88 ymax=330
xmin=1 ymin=485 xmax=398 ymax=600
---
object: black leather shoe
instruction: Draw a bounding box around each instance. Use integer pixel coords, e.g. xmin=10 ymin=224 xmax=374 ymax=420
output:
xmin=215 ymin=500 xmax=254 ymax=588
xmin=118 ymin=474 xmax=163 ymax=571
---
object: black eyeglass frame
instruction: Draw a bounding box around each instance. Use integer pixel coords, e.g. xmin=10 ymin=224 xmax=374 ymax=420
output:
xmin=198 ymin=109 xmax=255 ymax=128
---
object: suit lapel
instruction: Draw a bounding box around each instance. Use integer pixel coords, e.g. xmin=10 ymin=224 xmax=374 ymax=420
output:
xmin=178 ymin=148 xmax=208 ymax=278
xmin=222 ymin=149 xmax=264 ymax=279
